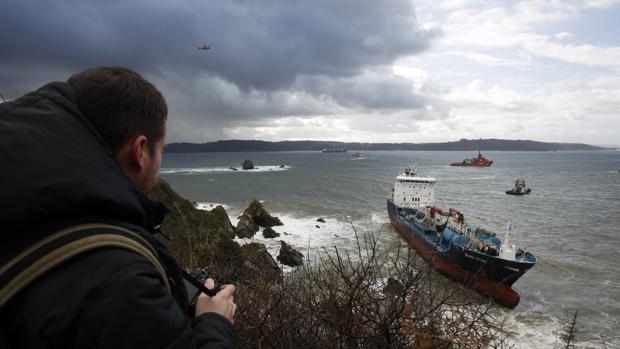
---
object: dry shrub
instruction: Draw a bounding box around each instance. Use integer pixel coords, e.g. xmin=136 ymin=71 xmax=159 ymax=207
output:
xmin=228 ymin=230 xmax=510 ymax=348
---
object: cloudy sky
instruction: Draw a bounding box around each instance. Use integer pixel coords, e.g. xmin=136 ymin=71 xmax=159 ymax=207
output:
xmin=1 ymin=0 xmax=619 ymax=145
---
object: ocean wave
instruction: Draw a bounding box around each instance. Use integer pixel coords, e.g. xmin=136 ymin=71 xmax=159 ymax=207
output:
xmin=195 ymin=202 xmax=229 ymax=211
xmin=466 ymin=176 xmax=496 ymax=180
xmin=160 ymin=165 xmax=291 ymax=175
xmin=226 ymin=211 xmax=388 ymax=267
xmin=370 ymin=212 xmax=388 ymax=224
xmin=502 ymin=306 xmax=562 ymax=349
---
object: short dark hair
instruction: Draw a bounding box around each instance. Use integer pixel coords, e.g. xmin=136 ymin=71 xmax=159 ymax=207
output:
xmin=68 ymin=67 xmax=167 ymax=155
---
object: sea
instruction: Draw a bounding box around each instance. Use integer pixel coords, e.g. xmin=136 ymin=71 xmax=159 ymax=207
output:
xmin=161 ymin=150 xmax=620 ymax=348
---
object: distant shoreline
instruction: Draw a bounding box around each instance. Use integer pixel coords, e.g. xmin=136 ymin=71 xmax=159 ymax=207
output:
xmin=165 ymin=138 xmax=609 ymax=153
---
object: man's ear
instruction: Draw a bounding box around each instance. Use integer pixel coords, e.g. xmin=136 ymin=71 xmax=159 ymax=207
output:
xmin=129 ymin=135 xmax=149 ymax=171
xmin=116 ymin=135 xmax=148 ymax=173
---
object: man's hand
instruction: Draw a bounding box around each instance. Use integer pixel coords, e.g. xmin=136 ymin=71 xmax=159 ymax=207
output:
xmin=195 ymin=278 xmax=236 ymax=324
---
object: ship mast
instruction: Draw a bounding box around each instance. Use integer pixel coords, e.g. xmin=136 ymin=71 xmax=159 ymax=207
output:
xmin=499 ymin=221 xmax=515 ymax=260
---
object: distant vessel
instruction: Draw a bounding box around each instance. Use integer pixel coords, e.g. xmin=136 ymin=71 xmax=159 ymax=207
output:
xmin=506 ymin=178 xmax=531 ymax=195
xmin=450 ymin=151 xmax=493 ymax=167
xmin=387 ymin=163 xmax=536 ymax=308
xmin=352 ymin=152 xmax=363 ymax=158
xmin=322 ymin=147 xmax=347 ymax=153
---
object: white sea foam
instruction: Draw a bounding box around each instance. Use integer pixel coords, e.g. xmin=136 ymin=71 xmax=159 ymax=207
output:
xmin=501 ymin=306 xmax=563 ymax=349
xmin=466 ymin=176 xmax=495 ymax=180
xmin=370 ymin=212 xmax=388 ymax=224
xmin=161 ymin=165 xmax=291 ymax=175
xmin=196 ymin=202 xmax=229 ymax=211
xmin=233 ymin=213 xmax=364 ymax=261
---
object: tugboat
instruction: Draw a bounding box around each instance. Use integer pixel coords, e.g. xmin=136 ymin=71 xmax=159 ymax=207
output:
xmin=450 ymin=151 xmax=493 ymax=167
xmin=506 ymin=178 xmax=531 ymax=195
xmin=387 ymin=163 xmax=536 ymax=308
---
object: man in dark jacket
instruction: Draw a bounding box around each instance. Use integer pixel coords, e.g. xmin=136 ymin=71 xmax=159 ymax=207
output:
xmin=0 ymin=67 xmax=236 ymax=348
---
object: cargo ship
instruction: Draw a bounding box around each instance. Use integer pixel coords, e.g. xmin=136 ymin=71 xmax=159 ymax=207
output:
xmin=387 ymin=164 xmax=536 ymax=308
xmin=450 ymin=151 xmax=493 ymax=167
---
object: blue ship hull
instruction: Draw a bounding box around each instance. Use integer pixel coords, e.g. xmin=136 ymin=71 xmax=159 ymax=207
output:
xmin=387 ymin=199 xmax=536 ymax=308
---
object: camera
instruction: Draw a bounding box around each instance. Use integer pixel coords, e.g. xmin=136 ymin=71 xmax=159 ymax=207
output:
xmin=183 ymin=268 xmax=220 ymax=309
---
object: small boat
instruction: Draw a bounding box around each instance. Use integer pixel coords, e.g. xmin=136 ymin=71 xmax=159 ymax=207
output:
xmin=352 ymin=152 xmax=363 ymax=159
xmin=506 ymin=178 xmax=531 ymax=195
xmin=387 ymin=163 xmax=536 ymax=308
xmin=450 ymin=151 xmax=493 ymax=167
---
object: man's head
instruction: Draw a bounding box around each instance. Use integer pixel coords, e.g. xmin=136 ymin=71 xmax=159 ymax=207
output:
xmin=68 ymin=67 xmax=167 ymax=194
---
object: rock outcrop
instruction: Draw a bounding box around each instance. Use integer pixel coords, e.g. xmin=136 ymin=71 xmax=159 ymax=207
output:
xmin=316 ymin=218 xmax=326 ymax=223
xmin=262 ymin=227 xmax=280 ymax=238
xmin=240 ymin=243 xmax=282 ymax=282
xmin=242 ymin=159 xmax=254 ymax=170
xmin=382 ymin=277 xmax=404 ymax=297
xmin=236 ymin=200 xmax=283 ymax=238
xmin=247 ymin=200 xmax=283 ymax=227
xmin=149 ymin=178 xmax=283 ymax=282
xmin=236 ymin=213 xmax=260 ymax=238
xmin=277 ymin=241 xmax=304 ymax=267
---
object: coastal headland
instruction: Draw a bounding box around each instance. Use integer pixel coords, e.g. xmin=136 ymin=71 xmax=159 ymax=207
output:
xmin=165 ymin=138 xmax=608 ymax=153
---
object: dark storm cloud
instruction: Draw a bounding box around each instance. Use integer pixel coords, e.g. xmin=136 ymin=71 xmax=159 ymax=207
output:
xmin=0 ymin=0 xmax=439 ymax=139
xmin=298 ymin=72 xmax=426 ymax=110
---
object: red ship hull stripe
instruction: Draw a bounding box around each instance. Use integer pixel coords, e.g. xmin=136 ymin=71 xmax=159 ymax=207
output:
xmin=390 ymin=218 xmax=520 ymax=308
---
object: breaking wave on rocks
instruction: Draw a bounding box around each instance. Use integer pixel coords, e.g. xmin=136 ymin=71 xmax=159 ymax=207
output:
xmin=161 ymin=165 xmax=291 ymax=175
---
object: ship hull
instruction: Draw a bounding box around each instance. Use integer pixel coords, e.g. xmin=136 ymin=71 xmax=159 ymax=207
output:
xmin=387 ymin=199 xmax=533 ymax=308
xmin=449 ymin=161 xmax=493 ymax=167
xmin=506 ymin=189 xmax=531 ymax=195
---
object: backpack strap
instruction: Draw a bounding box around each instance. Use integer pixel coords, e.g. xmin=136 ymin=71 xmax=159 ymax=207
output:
xmin=0 ymin=223 xmax=170 ymax=307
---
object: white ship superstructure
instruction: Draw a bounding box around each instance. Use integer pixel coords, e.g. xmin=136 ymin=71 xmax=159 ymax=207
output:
xmin=390 ymin=163 xmax=436 ymax=208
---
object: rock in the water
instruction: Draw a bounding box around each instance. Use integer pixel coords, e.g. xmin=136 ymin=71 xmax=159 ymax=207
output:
xmin=277 ymin=241 xmax=304 ymax=267
xmin=383 ymin=277 xmax=404 ymax=297
xmin=316 ymin=218 xmax=326 ymax=223
xmin=230 ymin=167 xmax=238 ymax=171
xmin=243 ymin=199 xmax=283 ymax=227
xmin=279 ymin=165 xmax=285 ymax=168
xmin=236 ymin=212 xmax=260 ymax=238
xmin=262 ymin=226 xmax=280 ymax=238
xmin=315 ymin=225 xmax=320 ymax=229
xmin=242 ymin=159 xmax=254 ymax=170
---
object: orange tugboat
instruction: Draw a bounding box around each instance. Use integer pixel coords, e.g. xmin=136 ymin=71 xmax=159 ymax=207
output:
xmin=450 ymin=151 xmax=493 ymax=167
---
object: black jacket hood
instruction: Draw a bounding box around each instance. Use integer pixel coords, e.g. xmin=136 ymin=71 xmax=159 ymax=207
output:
xmin=0 ymin=82 xmax=167 ymax=243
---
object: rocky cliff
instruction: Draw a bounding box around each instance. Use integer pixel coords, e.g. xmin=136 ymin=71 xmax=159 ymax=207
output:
xmin=149 ymin=178 xmax=281 ymax=283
